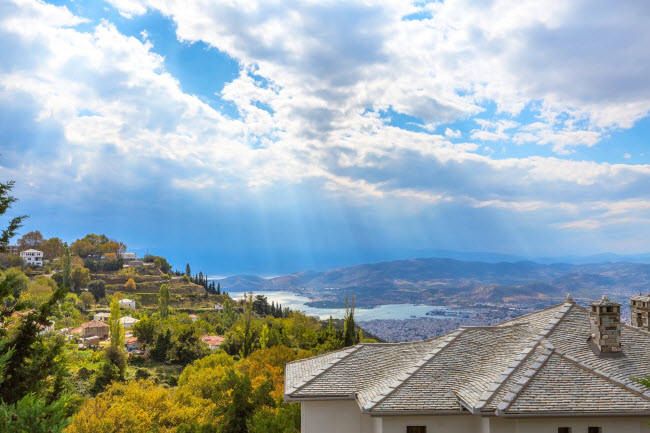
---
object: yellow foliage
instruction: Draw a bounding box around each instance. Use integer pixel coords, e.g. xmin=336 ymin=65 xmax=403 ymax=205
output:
xmin=124 ymin=278 xmax=136 ymax=291
xmin=66 ymin=380 xmax=198 ymax=433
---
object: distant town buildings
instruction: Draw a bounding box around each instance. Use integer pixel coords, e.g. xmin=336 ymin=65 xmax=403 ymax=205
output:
xmin=20 ymin=249 xmax=43 ymax=266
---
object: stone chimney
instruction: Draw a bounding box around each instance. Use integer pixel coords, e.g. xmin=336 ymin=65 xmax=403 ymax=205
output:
xmin=588 ymin=295 xmax=621 ymax=353
xmin=630 ymin=293 xmax=650 ymax=330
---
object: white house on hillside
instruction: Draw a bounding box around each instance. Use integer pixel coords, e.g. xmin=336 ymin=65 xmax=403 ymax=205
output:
xmin=20 ymin=249 xmax=43 ymax=266
xmin=286 ymin=295 xmax=650 ymax=433
xmin=119 ymin=316 xmax=139 ymax=329
xmin=121 ymin=252 xmax=137 ymax=261
xmin=119 ymin=298 xmax=136 ymax=309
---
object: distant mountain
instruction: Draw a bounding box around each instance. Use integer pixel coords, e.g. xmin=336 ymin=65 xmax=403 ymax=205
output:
xmin=217 ymin=257 xmax=650 ymax=306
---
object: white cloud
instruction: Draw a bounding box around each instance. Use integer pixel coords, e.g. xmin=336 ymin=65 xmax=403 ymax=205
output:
xmin=624 ymin=153 xmax=632 ymax=159
xmin=2 ymin=0 xmax=650 ymax=249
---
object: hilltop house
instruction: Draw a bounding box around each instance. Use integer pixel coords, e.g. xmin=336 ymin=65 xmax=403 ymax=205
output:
xmin=20 ymin=249 xmax=43 ymax=266
xmin=286 ymin=295 xmax=650 ymax=433
xmin=119 ymin=298 xmax=136 ymax=309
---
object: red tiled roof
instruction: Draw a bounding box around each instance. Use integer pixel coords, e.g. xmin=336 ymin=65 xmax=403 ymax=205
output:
xmin=81 ymin=320 xmax=109 ymax=329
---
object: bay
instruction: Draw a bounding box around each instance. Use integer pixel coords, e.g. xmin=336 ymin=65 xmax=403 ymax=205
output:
xmin=227 ymin=290 xmax=472 ymax=321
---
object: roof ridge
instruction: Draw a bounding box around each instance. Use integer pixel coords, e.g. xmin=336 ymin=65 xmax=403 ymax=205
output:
xmin=495 ymin=341 xmax=555 ymax=415
xmin=285 ymin=345 xmax=362 ymax=395
xmin=552 ymin=347 xmax=650 ymax=401
xmin=285 ymin=343 xmax=358 ymax=366
xmin=362 ymin=328 xmax=467 ymax=412
xmin=494 ymin=301 xmax=569 ymax=327
xmin=476 ymin=303 xmax=574 ymax=412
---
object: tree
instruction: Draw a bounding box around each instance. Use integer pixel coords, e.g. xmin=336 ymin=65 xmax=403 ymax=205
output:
xmin=80 ymin=291 xmax=95 ymax=310
xmin=158 ymin=284 xmax=170 ymax=318
xmin=132 ymin=316 xmax=156 ymax=349
xmin=87 ymin=279 xmax=106 ymax=301
xmin=61 ymin=244 xmax=72 ymax=288
xmin=0 ymin=180 xmax=27 ymax=253
xmin=70 ymin=239 xmax=93 ymax=258
xmin=16 ymin=230 xmax=43 ymax=253
xmin=40 ymin=237 xmax=65 ymax=261
xmin=343 ymin=296 xmax=357 ymax=347
xmin=0 ymin=393 xmax=77 ymax=433
xmin=124 ymin=278 xmax=136 ymax=291
xmin=240 ymin=293 xmax=254 ymax=358
xmin=109 ymin=296 xmax=124 ymax=349
xmin=217 ymin=282 xmax=221 ymax=295
xmin=185 ymin=263 xmax=191 ymax=277
xmin=71 ymin=266 xmax=90 ymax=292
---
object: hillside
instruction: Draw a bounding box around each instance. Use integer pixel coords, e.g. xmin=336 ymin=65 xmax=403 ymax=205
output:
xmin=218 ymin=258 xmax=650 ymax=306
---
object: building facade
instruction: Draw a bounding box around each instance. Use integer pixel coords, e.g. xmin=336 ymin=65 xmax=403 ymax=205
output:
xmin=286 ymin=295 xmax=650 ymax=433
xmin=20 ymin=249 xmax=43 ymax=266
xmin=119 ymin=298 xmax=136 ymax=310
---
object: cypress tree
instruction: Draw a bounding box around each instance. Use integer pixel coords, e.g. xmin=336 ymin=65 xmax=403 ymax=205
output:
xmin=158 ymin=284 xmax=170 ymax=319
xmin=185 ymin=263 xmax=191 ymax=277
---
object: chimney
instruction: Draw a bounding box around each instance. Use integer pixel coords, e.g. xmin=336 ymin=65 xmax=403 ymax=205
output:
xmin=588 ymin=295 xmax=621 ymax=353
xmin=630 ymin=293 xmax=650 ymax=330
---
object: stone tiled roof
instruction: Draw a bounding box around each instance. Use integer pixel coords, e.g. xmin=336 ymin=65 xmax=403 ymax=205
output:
xmin=285 ymin=299 xmax=650 ymax=416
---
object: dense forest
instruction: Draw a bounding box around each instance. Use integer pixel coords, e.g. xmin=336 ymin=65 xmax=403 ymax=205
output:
xmin=0 ymin=180 xmax=370 ymax=433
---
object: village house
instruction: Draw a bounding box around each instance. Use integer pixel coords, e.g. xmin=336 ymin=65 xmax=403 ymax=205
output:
xmin=120 ymin=316 xmax=139 ymax=329
xmin=71 ymin=320 xmax=109 ymax=340
xmin=94 ymin=312 xmax=110 ymax=323
xmin=20 ymin=249 xmax=43 ymax=266
xmin=286 ymin=295 xmax=650 ymax=433
xmin=125 ymin=336 xmax=141 ymax=351
xmin=119 ymin=298 xmax=136 ymax=310
xmin=7 ymin=245 xmax=18 ymax=254
xmin=201 ymin=335 xmax=225 ymax=350
xmin=120 ymin=252 xmax=137 ymax=261
xmin=189 ymin=314 xmax=198 ymax=322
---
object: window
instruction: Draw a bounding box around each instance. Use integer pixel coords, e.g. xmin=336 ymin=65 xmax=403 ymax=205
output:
xmin=557 ymin=428 xmax=571 ymax=433
xmin=588 ymin=428 xmax=601 ymax=433
xmin=407 ymin=427 xmax=426 ymax=433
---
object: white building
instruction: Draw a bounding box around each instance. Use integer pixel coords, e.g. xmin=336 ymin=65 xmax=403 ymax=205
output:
xmin=118 ymin=298 xmax=136 ymax=310
xmin=94 ymin=312 xmax=110 ymax=323
xmin=121 ymin=252 xmax=137 ymax=261
xmin=119 ymin=316 xmax=139 ymax=329
xmin=20 ymin=249 xmax=43 ymax=266
xmin=286 ymin=295 xmax=650 ymax=433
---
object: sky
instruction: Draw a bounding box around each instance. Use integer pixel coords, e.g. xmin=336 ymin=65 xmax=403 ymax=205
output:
xmin=1 ymin=0 xmax=650 ymax=275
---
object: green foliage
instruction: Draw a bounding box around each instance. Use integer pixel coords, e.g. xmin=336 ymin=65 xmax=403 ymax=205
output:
xmin=71 ymin=266 xmax=90 ymax=293
xmin=109 ymin=296 xmax=124 ymax=349
xmin=343 ymin=296 xmax=358 ymax=347
xmin=0 ymin=180 xmax=27 ymax=253
xmin=150 ymin=329 xmax=173 ymax=362
xmin=79 ymin=292 xmax=95 ymax=309
xmin=132 ymin=315 xmax=157 ymax=348
xmin=61 ymin=245 xmax=72 ymax=288
xmin=0 ymin=393 xmax=77 ymax=433
xmin=159 ymin=284 xmax=170 ymax=318
xmin=87 ymin=279 xmax=106 ymax=301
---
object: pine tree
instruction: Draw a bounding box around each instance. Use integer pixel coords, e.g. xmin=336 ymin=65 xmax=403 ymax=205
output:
xmin=343 ymin=296 xmax=357 ymax=347
xmin=61 ymin=244 xmax=72 ymax=288
xmin=185 ymin=263 xmax=191 ymax=277
xmin=216 ymin=282 xmax=221 ymax=295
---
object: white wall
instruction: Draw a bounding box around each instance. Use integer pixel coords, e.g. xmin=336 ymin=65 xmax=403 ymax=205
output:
xmin=495 ymin=417 xmax=650 ymax=433
xmin=300 ymin=401 xmax=650 ymax=433
xmin=380 ymin=414 xmax=483 ymax=433
xmin=301 ymin=400 xmax=375 ymax=433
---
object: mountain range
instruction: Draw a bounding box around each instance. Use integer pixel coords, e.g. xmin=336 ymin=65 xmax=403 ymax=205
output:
xmin=216 ymin=257 xmax=650 ymax=307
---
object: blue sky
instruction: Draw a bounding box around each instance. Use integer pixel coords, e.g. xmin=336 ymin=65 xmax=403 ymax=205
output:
xmin=1 ymin=0 xmax=650 ymax=275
